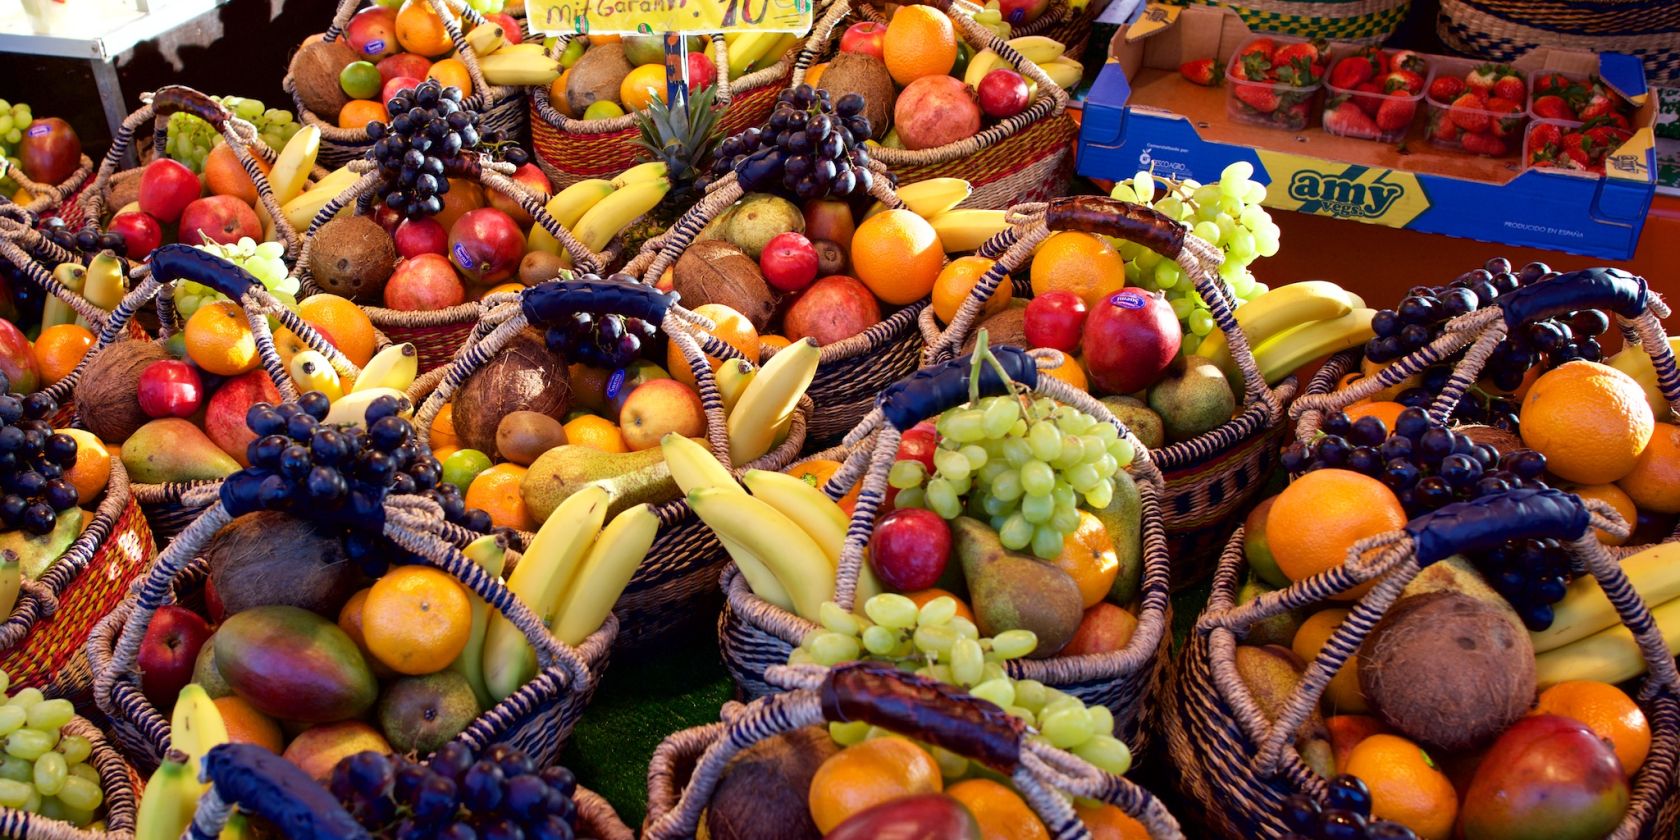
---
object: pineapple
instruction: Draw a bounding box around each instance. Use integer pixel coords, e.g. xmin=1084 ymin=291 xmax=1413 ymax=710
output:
xmin=624 ymin=85 xmax=725 ymax=254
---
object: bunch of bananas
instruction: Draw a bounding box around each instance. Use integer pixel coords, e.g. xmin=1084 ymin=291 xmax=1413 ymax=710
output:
xmin=286 ymin=341 xmax=419 ymax=425
xmin=855 ymin=177 xmax=1014 ymax=255
xmin=1195 ymin=280 xmax=1376 ymax=386
xmin=136 ymin=684 xmax=228 ymax=839
xmin=527 ymin=161 xmax=672 ymax=268
xmin=470 ymin=23 xmax=563 ymax=87
xmin=965 ymin=35 xmax=1084 ymax=93
xmin=703 ymin=31 xmax=803 ymax=79
xmin=1533 ymin=542 xmax=1680 ymax=687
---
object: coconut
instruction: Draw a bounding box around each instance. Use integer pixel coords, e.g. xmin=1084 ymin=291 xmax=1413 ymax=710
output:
xmin=672 ymin=240 xmax=776 ymax=332
xmin=309 ymin=215 xmax=395 ymax=302
xmin=565 ymin=44 xmax=632 ymax=117
xmin=290 ymin=35 xmax=357 ymax=121
xmin=206 ymin=511 xmax=360 ymax=617
xmin=819 ymin=53 xmax=895 ymax=139
xmin=1458 ymin=424 xmax=1524 ymax=455
xmin=452 ymin=329 xmax=570 ymax=455
xmin=73 ymin=340 xmax=171 ymax=443
xmin=1359 ymin=590 xmax=1536 ymax=752
xmin=705 ymin=725 xmax=837 ymax=840
xmin=107 ymin=169 xmax=142 ymax=215
xmin=960 ymin=304 xmax=1029 ymax=355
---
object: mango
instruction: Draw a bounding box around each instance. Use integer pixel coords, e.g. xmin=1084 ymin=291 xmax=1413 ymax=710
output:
xmin=214 ymin=605 xmax=377 ymax=724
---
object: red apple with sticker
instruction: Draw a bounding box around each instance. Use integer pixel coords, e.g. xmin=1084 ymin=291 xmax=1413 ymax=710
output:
xmin=345 ymin=6 xmax=400 ymax=61
xmin=1082 ymin=288 xmax=1182 ymax=395
xmin=447 ymin=207 xmax=523 ymax=284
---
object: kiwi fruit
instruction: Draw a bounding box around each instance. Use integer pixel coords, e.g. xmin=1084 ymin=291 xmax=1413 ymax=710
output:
xmin=818 ymin=53 xmax=895 ymax=139
xmin=812 ymin=238 xmax=846 ymax=276
xmin=518 ymin=251 xmax=564 ymax=286
xmin=309 ymin=215 xmax=395 ymax=302
xmin=73 ymin=340 xmax=172 ymax=443
xmin=672 ymin=240 xmax=776 ymax=332
xmin=289 ymin=35 xmax=358 ymax=121
xmin=496 ymin=411 xmax=567 ymax=465
xmin=206 ymin=511 xmax=360 ymax=617
xmin=960 ymin=305 xmax=1029 ymax=355
xmin=106 ymin=169 xmax=142 ymax=216
xmin=452 ymin=329 xmax=571 ymax=455
xmin=705 ymin=725 xmax=837 ymax=840
xmin=565 ymin=44 xmax=633 ymax=117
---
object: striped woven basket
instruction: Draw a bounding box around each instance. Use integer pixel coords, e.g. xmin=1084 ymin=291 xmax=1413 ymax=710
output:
xmin=529 ymin=34 xmax=796 ymax=190
xmin=924 ymin=197 xmax=1295 ymax=585
xmin=0 ymin=717 xmax=139 ymax=840
xmin=795 ymin=0 xmax=1077 ymax=209
xmin=1440 ymin=0 xmax=1680 ymax=85
xmin=288 ymin=0 xmax=528 ymax=170
xmin=1 ymin=152 xmax=93 ymax=223
xmin=717 ymin=344 xmax=1173 ymax=751
xmin=644 ymin=661 xmax=1184 ymax=839
xmin=411 ymin=277 xmax=811 ymax=650
xmin=1163 ymin=485 xmax=1680 ymax=839
xmin=623 ymin=169 xmax=927 ymax=444
xmin=1163 ymin=0 xmax=1410 ymax=43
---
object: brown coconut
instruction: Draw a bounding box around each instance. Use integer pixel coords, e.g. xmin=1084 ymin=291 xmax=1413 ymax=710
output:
xmin=565 ymin=44 xmax=633 ymax=117
xmin=818 ymin=53 xmax=895 ymax=139
xmin=290 ymin=35 xmax=358 ymax=121
xmin=1359 ymin=590 xmax=1536 ymax=752
xmin=705 ymin=725 xmax=837 ymax=840
xmin=309 ymin=215 xmax=395 ymax=302
xmin=451 ymin=329 xmax=571 ymax=455
xmin=672 ymin=240 xmax=776 ymax=332
xmin=1457 ymin=424 xmax=1524 ymax=455
xmin=73 ymin=340 xmax=172 ymax=444
xmin=106 ymin=169 xmax=142 ymax=215
xmin=206 ymin=511 xmax=360 ymax=617
xmin=960 ymin=304 xmax=1029 ymax=355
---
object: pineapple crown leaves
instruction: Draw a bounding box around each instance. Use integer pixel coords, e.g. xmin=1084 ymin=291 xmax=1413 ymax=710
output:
xmin=631 ymin=84 xmax=724 ymax=186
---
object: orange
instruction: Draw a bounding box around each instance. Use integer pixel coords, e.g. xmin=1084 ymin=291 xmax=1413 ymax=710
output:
xmin=1570 ymin=483 xmax=1639 ymax=546
xmin=32 ymin=324 xmax=93 ymax=386
xmin=1266 ymin=469 xmax=1406 ymax=600
xmin=946 ymin=779 xmax=1049 ymax=840
xmin=806 ymin=62 xmax=829 ymax=89
xmin=1051 ymin=511 xmax=1118 ymax=608
xmin=337 ymin=587 xmax=383 ymax=666
xmin=213 ymin=696 xmax=284 ymax=753
xmin=808 ymin=737 xmax=942 ymax=832
xmin=432 ymin=445 xmax=458 ymax=462
xmin=759 ymin=334 xmax=792 ymax=352
xmin=427 ymin=58 xmax=473 ymax=97
xmin=297 ymin=294 xmax=377 ymax=367
xmin=1343 ymin=734 xmax=1458 ymax=840
xmin=184 ymin=301 xmax=259 ymax=376
xmin=670 ymin=303 xmax=758 ymax=389
xmin=905 ymin=588 xmax=974 ymax=623
xmin=785 ymin=458 xmax=861 ymax=510
xmin=563 ymin=415 xmax=628 ymax=454
xmin=1030 ymin=232 xmax=1125 ymax=309
xmin=204 ymin=142 xmax=269 ymax=206
xmin=1291 ymin=608 xmax=1367 ymax=713
xmin=851 ymin=209 xmax=946 ymax=306
xmin=337 ymin=100 xmax=388 ymax=131
xmin=620 ymin=63 xmax=667 ymax=111
xmin=549 ymin=68 xmax=573 ymax=117
xmin=1618 ymin=422 xmax=1680 ymax=514
xmin=272 ymin=328 xmax=314 ymax=372
xmin=1533 ymin=680 xmax=1650 ymax=775
xmin=932 ymin=256 xmax=1011 ymax=325
xmin=58 ymin=428 xmax=110 ymax=505
xmin=1345 ymin=400 xmax=1406 ymax=434
xmin=430 ymin=403 xmax=460 ymax=451
xmin=361 ymin=565 xmax=473 ymax=675
xmin=1041 ymin=352 xmax=1088 ymax=393
xmin=588 ymin=34 xmax=621 ymax=45
xmin=465 ymin=463 xmax=535 ymax=531
xmin=395 ymin=0 xmax=457 ymax=56
xmin=1074 ymin=802 xmax=1150 ymax=840
xmin=882 ymin=4 xmax=958 ymax=86
xmin=1520 ymin=361 xmax=1655 ymax=484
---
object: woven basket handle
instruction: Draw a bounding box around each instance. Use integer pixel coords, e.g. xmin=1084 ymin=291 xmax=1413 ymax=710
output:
xmin=876 ymin=345 xmax=1038 ymax=431
xmin=819 ymin=660 xmax=1026 ymax=771
xmin=521 ymin=277 xmax=676 ymax=326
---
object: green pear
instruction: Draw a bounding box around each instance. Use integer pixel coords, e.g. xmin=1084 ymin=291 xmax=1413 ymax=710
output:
xmin=1100 ymin=396 xmax=1164 ymax=451
xmin=0 ymin=506 xmax=82 ymax=580
xmin=1237 ymin=575 xmax=1304 ymax=647
xmin=1097 ymin=469 xmax=1144 ymax=605
xmin=953 ymin=517 xmax=1083 ymax=658
xmin=1148 ymin=356 xmax=1237 ymax=443
xmin=520 ymin=444 xmax=677 ymax=523
xmin=120 ymin=418 xmax=240 ymax=484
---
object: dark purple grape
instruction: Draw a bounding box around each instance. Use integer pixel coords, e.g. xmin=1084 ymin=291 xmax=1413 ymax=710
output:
xmin=1369 ymin=308 xmax=1399 ymax=338
xmin=1349 ymin=416 xmax=1388 ymax=446
xmin=1508 ymin=450 xmax=1547 ymax=479
xmin=1322 ymin=413 xmax=1352 ymax=437
xmin=527 ymin=816 xmax=574 ymax=840
xmin=1491 ymin=272 xmax=1520 ymax=294
xmin=1398 ymin=296 xmax=1437 ymax=324
xmin=1382 ymin=458 xmax=1420 ymax=491
xmin=1414 ymin=476 xmax=1454 ymax=508
xmin=1318 ymin=809 xmax=1367 ymax=840
xmin=1520 ymin=602 xmax=1555 ymax=632
xmin=1474 ymin=475 xmax=1510 ymax=497
xmin=1399 ymin=323 xmax=1433 ymax=349
xmin=1346 ymin=446 xmax=1381 ymax=475
xmin=437 ymin=823 xmax=478 ymax=840
xmin=346 ymin=751 xmax=395 ymax=799
xmin=1324 ymin=775 xmax=1372 ymax=816
xmin=430 ymin=741 xmax=475 ymax=781
xmin=539 ymin=766 xmax=577 ymax=797
xmin=1280 ymin=793 xmax=1320 ymax=832
xmin=1438 ymin=286 xmax=1478 ymax=316
xmin=462 ymin=762 xmax=505 ymax=811
xmin=1397 ymin=388 xmax=1433 ymax=409
xmin=503 ymin=775 xmax=548 ymax=821
xmin=1280 ymin=443 xmax=1310 ymax=473
xmin=1378 ymin=436 xmax=1412 ymax=461
xmin=1485 ymin=256 xmax=1512 ymax=275
xmin=1417 ymin=428 xmax=1455 ymax=461
xmin=1317 ymin=435 xmax=1350 ymax=467
xmin=1366 ymin=821 xmax=1420 ymax=840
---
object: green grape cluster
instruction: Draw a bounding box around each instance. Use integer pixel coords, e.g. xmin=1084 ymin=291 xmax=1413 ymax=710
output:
xmin=890 ymin=395 xmax=1134 ymax=559
xmin=165 ymin=96 xmax=300 ymax=173
xmin=172 ymin=238 xmax=297 ymax=320
xmin=1112 ymin=161 xmax=1280 ymax=354
xmin=0 ymin=99 xmax=37 ymax=194
xmin=791 ymin=594 xmax=1133 ymax=779
xmin=0 ymin=671 xmax=106 ymax=827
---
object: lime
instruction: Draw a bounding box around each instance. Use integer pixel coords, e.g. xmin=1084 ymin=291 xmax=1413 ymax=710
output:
xmin=558 ymin=39 xmax=587 ymax=68
xmin=442 ymin=449 xmax=493 ymax=492
xmin=582 ymin=100 xmax=625 ymax=120
xmin=339 ymin=62 xmax=383 ymax=100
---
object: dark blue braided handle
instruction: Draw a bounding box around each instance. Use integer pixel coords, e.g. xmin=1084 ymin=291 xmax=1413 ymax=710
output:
xmin=1406 ymin=487 xmax=1590 ymax=567
xmin=877 ymin=346 xmax=1038 ymax=432
xmin=1498 ymin=267 xmax=1647 ymax=331
xmin=520 ymin=278 xmax=677 ymax=327
xmin=192 ymin=744 xmax=369 ymax=840
xmin=149 ymin=243 xmax=260 ymax=301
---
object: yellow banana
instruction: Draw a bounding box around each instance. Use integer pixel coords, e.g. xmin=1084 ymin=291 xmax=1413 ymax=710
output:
xmin=727 ymin=32 xmax=778 ymax=79
xmin=611 ymin=161 xmax=668 ymax=189
xmin=1006 ymin=35 xmax=1067 ymax=65
xmin=867 ymin=178 xmax=972 ymax=220
xmin=1042 ymin=56 xmax=1084 ymax=90
xmin=42 ymin=262 xmax=85 ymax=329
xmin=135 ymin=753 xmax=198 ymax=840
xmin=553 ymin=503 xmax=659 ymax=645
xmin=528 ymin=178 xmax=616 ymax=255
xmin=322 ymin=387 xmax=411 ymax=427
xmin=351 ymin=342 xmax=418 ymax=393
xmin=929 ymin=208 xmax=1010 ymax=253
xmin=465 ymin=22 xmax=507 ymax=56
xmin=1253 ymin=309 xmax=1377 ymax=385
xmin=715 ymin=357 xmax=755 ymax=414
xmin=560 ymin=177 xmax=670 ymax=267
xmin=449 ymin=533 xmax=508 ymax=709
xmin=1531 ymin=542 xmax=1680 ymax=653
xmin=661 ymin=432 xmax=743 ymax=495
xmin=1535 ymin=593 xmax=1680 ymax=688
xmin=280 ymin=165 xmax=359 ymax=231
xmin=289 ymin=350 xmax=343 ymax=401
xmin=752 ymin=33 xmax=800 ymax=72
xmin=688 ymin=487 xmax=834 ymax=621
xmin=80 ymin=250 xmax=126 ymax=317
xmin=1197 ymin=281 xmax=1358 ymax=375
xmin=268 ymin=125 xmax=320 ymax=206
xmin=0 ymin=554 xmax=17 ymax=622
xmin=741 ymin=469 xmax=846 ymax=568
xmin=170 ymin=683 xmax=227 ymax=796
xmin=964 ymin=49 xmax=1008 ymax=89
xmin=478 ymin=49 xmax=562 ymax=86
xmin=727 ymin=338 xmax=820 ymax=465
xmin=720 ymin=533 xmax=795 ymax=611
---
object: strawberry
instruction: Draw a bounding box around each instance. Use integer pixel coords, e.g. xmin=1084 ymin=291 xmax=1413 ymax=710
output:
xmin=1230 ymin=52 xmax=1273 ymax=82
xmin=1324 ymin=100 xmax=1380 ymax=138
xmin=1578 ymin=94 xmax=1619 ymax=121
xmin=1485 ymin=96 xmax=1524 ymax=138
xmin=1237 ymin=38 xmax=1276 ymax=64
xmin=1529 ymin=122 xmax=1563 ymax=150
xmin=1531 ymin=94 xmax=1576 ymax=121
xmin=1585 ymin=121 xmax=1632 ymax=148
xmin=1465 ymin=63 xmax=1508 ymax=94
xmin=1449 ymin=92 xmax=1490 ymax=133
xmin=1431 ymin=114 xmax=1461 ymax=142
xmin=1180 ymin=58 xmax=1223 ymax=86
xmin=1560 ymin=133 xmax=1595 ymax=168
xmin=1384 ymin=69 xmax=1424 ymax=95
xmin=1428 ymin=76 xmax=1466 ymax=102
xmin=1375 ymin=98 xmax=1417 ymax=133
xmin=1388 ymin=50 xmax=1426 ymax=74
xmin=1594 ymin=111 xmax=1632 ymax=132
xmin=1272 ymin=40 xmax=1326 ymax=85
xmin=1234 ymin=84 xmax=1280 ymax=113
xmin=1492 ymin=73 xmax=1527 ymax=103
xmin=1329 ymin=56 xmax=1375 ymax=89
xmin=1460 ymin=131 xmax=1509 ymax=156
xmin=1532 ymin=72 xmax=1572 ymax=97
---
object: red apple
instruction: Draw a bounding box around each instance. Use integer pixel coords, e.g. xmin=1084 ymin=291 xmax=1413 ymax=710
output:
xmin=108 ymin=211 xmax=162 ymax=260
xmin=783 ymin=275 xmax=881 ymax=346
xmin=686 ymin=53 xmax=717 ymax=90
xmin=138 ymin=158 xmax=203 ymax=224
xmin=18 ymin=117 xmax=82 ymax=186
xmin=137 ymin=360 xmax=204 ymax=418
xmin=178 ymin=195 xmax=263 ymax=246
xmin=868 ymin=508 xmax=951 ymax=591
xmin=447 ymin=207 xmax=523 ymax=284
xmin=138 ymin=605 xmax=213 ymax=712
xmin=205 ymin=368 xmax=280 ymax=466
xmin=486 ymin=163 xmax=550 ymax=228
xmin=376 ymin=53 xmax=432 ymax=87
xmin=382 ymin=76 xmax=423 ymax=103
xmin=998 ymin=0 xmax=1050 ymax=24
xmin=394 ymin=217 xmax=448 ymax=258
xmin=1082 ymin=288 xmax=1182 ymax=395
xmin=0 ymin=318 xmax=39 ymax=394
xmin=618 ymin=378 xmax=706 ymax=451
xmin=759 ymin=232 xmax=819 ymax=293
xmin=385 ymin=253 xmax=465 ymax=310
xmin=840 ymin=21 xmax=887 ymax=59
xmin=345 ymin=6 xmax=400 ymax=61
xmin=486 ymin=12 xmax=521 ymax=43
xmin=1024 ymin=290 xmax=1087 ymax=354
xmin=1461 ymin=715 xmax=1630 ymax=840
xmin=897 ymin=423 xmax=939 ymax=473
xmin=825 ymin=795 xmax=981 ymax=840
xmin=977 ymin=69 xmax=1031 ymax=119
xmin=372 ymin=204 xmax=404 ymax=235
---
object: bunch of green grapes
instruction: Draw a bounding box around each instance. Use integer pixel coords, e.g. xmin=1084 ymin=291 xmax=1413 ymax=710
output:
xmin=791 ymin=594 xmax=1133 ymax=779
xmin=1112 ymin=160 xmax=1281 ymax=354
xmin=165 ymin=96 xmax=300 ymax=173
xmin=972 ymin=2 xmax=1012 ymax=39
xmin=891 ymin=394 xmax=1134 ymax=559
xmin=0 ymin=671 xmax=107 ymax=827
xmin=0 ymin=100 xmax=36 ymax=193
xmin=173 ymin=238 xmax=297 ymax=320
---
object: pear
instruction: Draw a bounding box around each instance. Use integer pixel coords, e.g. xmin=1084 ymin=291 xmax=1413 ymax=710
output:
xmin=953 ymin=517 xmax=1083 ymax=658
xmin=520 ymin=444 xmax=677 ymax=522
xmin=1237 ymin=576 xmax=1305 ymax=647
xmin=1234 ymin=644 xmax=1334 ymax=778
xmin=0 ymin=506 xmax=82 ymax=580
xmin=120 ymin=418 xmax=240 ymax=484
xmin=1096 ymin=468 xmax=1144 ymax=605
xmin=1148 ymin=356 xmax=1237 ymax=443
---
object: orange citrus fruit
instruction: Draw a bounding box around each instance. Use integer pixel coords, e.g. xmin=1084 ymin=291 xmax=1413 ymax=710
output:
xmin=1291 ymin=607 xmax=1367 ymax=713
xmin=58 ymin=428 xmax=110 ymax=505
xmin=549 ymin=68 xmax=573 ymax=116
xmin=1075 ymin=803 xmax=1150 ymax=840
xmin=213 ymin=695 xmax=284 ymax=753
xmin=759 ymin=334 xmax=792 ymax=352
xmin=361 ymin=565 xmax=473 ymax=675
xmin=806 ymin=62 xmax=829 ymax=89
xmin=588 ymin=34 xmax=621 ymax=45
xmin=851 ymin=209 xmax=946 ymax=306
xmin=563 ymin=415 xmax=628 ymax=454
xmin=1343 ymin=734 xmax=1458 ymax=840
xmin=1041 ymin=352 xmax=1088 ymax=392
xmin=427 ymin=58 xmax=473 ymax=97
xmin=670 ymin=303 xmax=758 ymax=389
xmin=430 ymin=403 xmax=460 ymax=451
xmin=785 ymin=458 xmax=861 ymax=510
xmin=946 ymin=779 xmax=1050 ymax=840
xmin=932 ymin=256 xmax=1011 ymax=325
xmin=185 ymin=301 xmax=259 ymax=376
xmin=1345 ymin=400 xmax=1406 ymax=434
xmin=1570 ymin=483 xmax=1638 ymax=546
xmin=338 ymin=100 xmax=388 ymax=131
xmin=298 ymin=294 xmax=377 ymax=367
xmin=395 ymin=0 xmax=457 ymax=56
xmin=883 ymin=4 xmax=958 ymax=86
xmin=1050 ymin=510 xmax=1118 ymax=608
xmin=337 ymin=587 xmax=378 ymax=658
xmin=1520 ymin=361 xmax=1655 ymax=484
xmin=1030 ymin=232 xmax=1125 ymax=309
xmin=1266 ymin=469 xmax=1406 ymax=599
xmin=33 ymin=324 xmax=94 ymax=386
xmin=204 ymin=142 xmax=269 ymax=206
xmin=1533 ymin=680 xmax=1650 ymax=775
xmin=905 ymin=588 xmax=975 ymax=623
xmin=1618 ymin=422 xmax=1680 ymax=514
xmin=620 ymin=63 xmax=667 ymax=111
xmin=808 ymin=737 xmax=942 ymax=832
xmin=465 ymin=463 xmax=535 ymax=531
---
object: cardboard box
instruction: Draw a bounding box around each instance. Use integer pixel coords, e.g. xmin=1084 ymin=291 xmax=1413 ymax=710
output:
xmin=1076 ymin=4 xmax=1658 ymax=260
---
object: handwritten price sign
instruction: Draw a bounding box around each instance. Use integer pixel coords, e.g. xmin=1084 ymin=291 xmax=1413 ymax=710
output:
xmin=527 ymin=0 xmax=812 ymax=35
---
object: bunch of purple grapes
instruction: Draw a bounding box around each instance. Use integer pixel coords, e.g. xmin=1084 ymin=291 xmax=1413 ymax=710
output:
xmin=0 ymin=375 xmax=79 ymax=535
xmin=1282 ymin=776 xmax=1418 ymax=840
xmin=369 ymin=80 xmax=479 ymax=220
xmin=545 ymin=311 xmax=658 ymax=370
xmin=712 ymin=86 xmax=875 ymax=200
xmin=330 ymin=743 xmax=579 ymax=840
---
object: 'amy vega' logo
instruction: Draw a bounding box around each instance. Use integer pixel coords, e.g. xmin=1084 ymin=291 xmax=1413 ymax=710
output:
xmin=1286 ymin=170 xmax=1406 ymax=218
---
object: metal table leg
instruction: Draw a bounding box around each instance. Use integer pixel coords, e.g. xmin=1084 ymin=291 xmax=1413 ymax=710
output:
xmin=89 ymin=57 xmax=133 ymax=168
